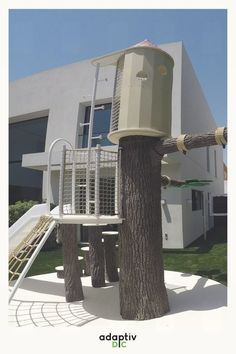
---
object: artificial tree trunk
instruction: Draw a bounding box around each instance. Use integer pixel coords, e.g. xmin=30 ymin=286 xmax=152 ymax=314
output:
xmin=118 ymin=128 xmax=227 ymax=320
xmin=88 ymin=227 xmax=105 ymax=287
xmin=119 ymin=136 xmax=169 ymax=320
xmin=60 ymin=224 xmax=84 ymax=302
xmin=104 ymin=235 xmax=119 ymax=282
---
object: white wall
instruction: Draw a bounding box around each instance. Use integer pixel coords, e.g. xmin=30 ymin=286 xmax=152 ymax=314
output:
xmin=158 ymin=41 xmax=182 ymax=137
xmin=161 ymin=163 xmax=184 ymax=248
xmin=181 ymin=44 xmax=224 ymax=188
xmin=180 ymin=44 xmax=224 ymax=246
xmin=10 ymin=60 xmax=116 ymax=151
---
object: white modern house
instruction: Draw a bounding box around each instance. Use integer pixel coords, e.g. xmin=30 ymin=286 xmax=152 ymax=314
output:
xmin=9 ymin=40 xmax=224 ymax=248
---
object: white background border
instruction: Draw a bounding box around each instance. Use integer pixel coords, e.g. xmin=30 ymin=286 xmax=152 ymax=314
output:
xmin=1 ymin=1 xmax=235 ymax=353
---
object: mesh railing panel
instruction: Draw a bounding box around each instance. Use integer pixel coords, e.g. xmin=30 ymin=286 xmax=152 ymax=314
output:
xmin=61 ymin=148 xmax=120 ymax=217
xmin=110 ymin=55 xmax=124 ymax=132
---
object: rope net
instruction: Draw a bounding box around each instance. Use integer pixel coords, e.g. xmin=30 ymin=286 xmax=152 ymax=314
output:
xmin=9 ymin=216 xmax=53 ymax=281
xmin=61 ymin=148 xmax=120 ymax=217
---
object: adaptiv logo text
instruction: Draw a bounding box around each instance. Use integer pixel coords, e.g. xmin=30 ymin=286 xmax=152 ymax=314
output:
xmin=99 ymin=332 xmax=137 ymax=348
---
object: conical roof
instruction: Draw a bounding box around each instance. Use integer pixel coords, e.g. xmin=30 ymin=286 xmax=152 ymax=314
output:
xmin=131 ymin=39 xmax=159 ymax=48
xmin=91 ymin=39 xmax=172 ymax=67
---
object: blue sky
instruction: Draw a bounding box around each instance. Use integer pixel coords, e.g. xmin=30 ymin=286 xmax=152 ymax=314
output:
xmin=9 ymin=9 xmax=227 ymax=131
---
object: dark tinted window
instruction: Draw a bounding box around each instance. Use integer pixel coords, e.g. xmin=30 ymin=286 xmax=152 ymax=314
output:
xmin=9 ymin=117 xmax=48 ymax=204
xmin=213 ymin=196 xmax=227 ymax=214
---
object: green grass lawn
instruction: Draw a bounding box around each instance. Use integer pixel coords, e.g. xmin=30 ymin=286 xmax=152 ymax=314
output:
xmin=163 ymin=224 xmax=227 ymax=285
xmin=27 ymin=247 xmax=85 ymax=278
xmin=28 ymin=224 xmax=227 ymax=286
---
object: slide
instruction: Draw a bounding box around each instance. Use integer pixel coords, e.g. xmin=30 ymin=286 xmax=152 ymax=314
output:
xmin=9 ymin=204 xmax=56 ymax=302
xmin=9 ymin=203 xmax=48 ymax=256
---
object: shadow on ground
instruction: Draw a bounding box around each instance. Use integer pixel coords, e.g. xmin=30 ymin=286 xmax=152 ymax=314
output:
xmin=16 ymin=275 xmax=227 ymax=322
xmin=166 ymin=275 xmax=227 ymax=316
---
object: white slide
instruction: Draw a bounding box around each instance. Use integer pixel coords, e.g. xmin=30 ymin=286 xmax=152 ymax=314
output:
xmin=9 ymin=204 xmax=57 ymax=302
xmin=9 ymin=203 xmax=48 ymax=256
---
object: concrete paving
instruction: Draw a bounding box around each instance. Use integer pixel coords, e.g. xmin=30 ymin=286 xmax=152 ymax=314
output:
xmin=8 ymin=271 xmax=227 ymax=329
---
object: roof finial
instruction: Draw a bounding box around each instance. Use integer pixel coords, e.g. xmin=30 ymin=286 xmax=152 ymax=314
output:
xmin=131 ymin=39 xmax=158 ymax=48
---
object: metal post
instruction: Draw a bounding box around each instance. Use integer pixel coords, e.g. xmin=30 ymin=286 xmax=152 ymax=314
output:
xmin=115 ymin=147 xmax=122 ymax=216
xmin=95 ymin=144 xmax=101 ymax=217
xmin=59 ymin=145 xmax=66 ymax=217
xmin=87 ymin=63 xmax=100 ymax=150
xmin=203 ymin=192 xmax=207 ymax=241
xmin=72 ymin=150 xmax=76 ymax=214
xmin=86 ymin=63 xmax=100 ymax=214
xmin=114 ymin=154 xmax=119 ymax=215
xmin=46 ymin=138 xmax=73 ymax=215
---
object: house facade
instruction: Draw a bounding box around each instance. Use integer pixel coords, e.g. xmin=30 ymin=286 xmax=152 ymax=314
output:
xmin=9 ymin=41 xmax=224 ymax=248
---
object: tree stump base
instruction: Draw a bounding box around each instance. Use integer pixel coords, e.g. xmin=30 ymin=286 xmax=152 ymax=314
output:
xmin=88 ymin=227 xmax=105 ymax=288
xmin=55 ymin=257 xmax=84 ymax=278
xmin=60 ymin=224 xmax=84 ymax=302
xmin=81 ymin=247 xmax=91 ymax=276
xmin=103 ymin=232 xmax=119 ymax=282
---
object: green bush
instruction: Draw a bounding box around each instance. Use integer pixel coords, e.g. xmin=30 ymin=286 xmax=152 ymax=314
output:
xmin=9 ymin=200 xmax=38 ymax=226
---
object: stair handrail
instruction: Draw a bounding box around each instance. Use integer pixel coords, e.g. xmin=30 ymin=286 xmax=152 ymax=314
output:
xmin=46 ymin=138 xmax=74 ymax=214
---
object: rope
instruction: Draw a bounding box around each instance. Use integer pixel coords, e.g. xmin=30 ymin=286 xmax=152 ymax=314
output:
xmin=162 ymin=175 xmax=171 ymax=187
xmin=9 ymin=216 xmax=53 ymax=281
xmin=215 ymin=127 xmax=227 ymax=146
xmin=176 ymin=134 xmax=188 ymax=154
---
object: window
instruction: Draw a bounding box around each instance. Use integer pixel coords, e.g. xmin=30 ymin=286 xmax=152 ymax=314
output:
xmin=9 ymin=117 xmax=48 ymax=204
xmin=213 ymin=196 xmax=227 ymax=214
xmin=79 ymin=103 xmax=114 ymax=148
xmin=206 ymin=147 xmax=210 ymax=172
xmin=192 ymin=190 xmax=203 ymax=211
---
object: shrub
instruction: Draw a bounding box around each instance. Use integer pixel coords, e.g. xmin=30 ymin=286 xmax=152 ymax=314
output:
xmin=9 ymin=200 xmax=38 ymax=226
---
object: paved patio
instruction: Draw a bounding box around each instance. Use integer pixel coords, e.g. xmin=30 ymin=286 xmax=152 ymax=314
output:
xmin=9 ymin=270 xmax=227 ymax=328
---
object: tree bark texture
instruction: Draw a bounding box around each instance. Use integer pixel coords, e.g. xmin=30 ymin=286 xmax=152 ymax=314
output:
xmin=104 ymin=235 xmax=119 ymax=282
xmin=88 ymin=227 xmax=105 ymax=288
xmin=60 ymin=224 xmax=84 ymax=302
xmin=155 ymin=128 xmax=227 ymax=155
xmin=119 ymin=136 xmax=169 ymax=320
